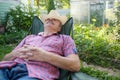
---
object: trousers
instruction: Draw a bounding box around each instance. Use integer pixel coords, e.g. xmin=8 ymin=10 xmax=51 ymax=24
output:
xmin=0 ymin=63 xmax=39 ymax=80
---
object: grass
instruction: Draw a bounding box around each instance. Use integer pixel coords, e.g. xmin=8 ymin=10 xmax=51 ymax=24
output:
xmin=0 ymin=44 xmax=15 ymax=60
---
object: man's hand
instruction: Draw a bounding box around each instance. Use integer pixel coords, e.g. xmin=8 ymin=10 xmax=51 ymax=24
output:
xmin=3 ymin=46 xmax=31 ymax=61
xmin=21 ymin=45 xmax=47 ymax=62
xmin=12 ymin=47 xmax=30 ymax=57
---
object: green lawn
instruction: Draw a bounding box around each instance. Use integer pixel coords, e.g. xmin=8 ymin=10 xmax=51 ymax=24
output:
xmin=0 ymin=44 xmax=15 ymax=60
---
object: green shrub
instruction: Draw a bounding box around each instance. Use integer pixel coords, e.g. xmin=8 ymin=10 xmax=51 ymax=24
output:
xmin=0 ymin=30 xmax=27 ymax=44
xmin=110 ymin=5 xmax=120 ymax=42
xmin=0 ymin=44 xmax=15 ymax=60
xmin=5 ymin=4 xmax=40 ymax=32
xmin=74 ymin=24 xmax=120 ymax=69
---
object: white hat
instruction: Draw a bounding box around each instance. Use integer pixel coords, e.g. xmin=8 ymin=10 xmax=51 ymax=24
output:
xmin=41 ymin=10 xmax=67 ymax=25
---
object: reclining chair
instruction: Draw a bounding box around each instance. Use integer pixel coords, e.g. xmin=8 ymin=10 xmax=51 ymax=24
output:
xmin=28 ymin=16 xmax=98 ymax=80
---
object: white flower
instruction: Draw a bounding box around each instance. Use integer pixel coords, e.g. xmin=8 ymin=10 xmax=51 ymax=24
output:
xmin=25 ymin=14 xmax=27 ymax=16
xmin=20 ymin=8 xmax=24 ymax=12
xmin=16 ymin=15 xmax=19 ymax=18
xmin=81 ymin=26 xmax=86 ymax=28
xmin=34 ymin=14 xmax=37 ymax=16
xmin=11 ymin=6 xmax=16 ymax=10
xmin=90 ymin=30 xmax=93 ymax=33
xmin=28 ymin=15 xmax=31 ymax=17
xmin=7 ymin=20 xmax=13 ymax=26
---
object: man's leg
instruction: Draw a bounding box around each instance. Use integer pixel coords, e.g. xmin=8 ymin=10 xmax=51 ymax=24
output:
xmin=17 ymin=75 xmax=39 ymax=80
xmin=10 ymin=64 xmax=39 ymax=80
xmin=0 ymin=68 xmax=9 ymax=80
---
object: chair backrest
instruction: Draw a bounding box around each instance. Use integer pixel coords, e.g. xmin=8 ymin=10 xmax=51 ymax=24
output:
xmin=28 ymin=16 xmax=73 ymax=38
xmin=28 ymin=16 xmax=44 ymax=35
xmin=28 ymin=16 xmax=74 ymax=80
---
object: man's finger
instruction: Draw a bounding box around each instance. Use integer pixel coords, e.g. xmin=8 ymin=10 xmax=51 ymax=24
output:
xmin=26 ymin=53 xmax=33 ymax=56
xmin=19 ymin=55 xmax=28 ymax=59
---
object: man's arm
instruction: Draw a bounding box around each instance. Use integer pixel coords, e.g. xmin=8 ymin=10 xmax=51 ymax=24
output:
xmin=3 ymin=52 xmax=16 ymax=61
xmin=23 ymin=45 xmax=80 ymax=72
xmin=3 ymin=47 xmax=30 ymax=61
xmin=3 ymin=45 xmax=80 ymax=72
xmin=3 ymin=35 xmax=32 ymax=61
xmin=43 ymin=51 xmax=80 ymax=72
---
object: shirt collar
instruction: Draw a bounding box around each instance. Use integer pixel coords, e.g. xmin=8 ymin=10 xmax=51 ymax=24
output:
xmin=38 ymin=32 xmax=59 ymax=37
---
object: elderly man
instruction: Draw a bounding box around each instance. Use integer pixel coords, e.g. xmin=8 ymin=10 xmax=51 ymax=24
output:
xmin=0 ymin=10 xmax=80 ymax=80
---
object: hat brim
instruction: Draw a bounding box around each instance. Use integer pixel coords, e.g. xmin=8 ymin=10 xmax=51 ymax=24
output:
xmin=40 ymin=15 xmax=67 ymax=25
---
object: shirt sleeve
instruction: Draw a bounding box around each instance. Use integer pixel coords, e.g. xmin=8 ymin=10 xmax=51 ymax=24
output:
xmin=62 ymin=35 xmax=77 ymax=57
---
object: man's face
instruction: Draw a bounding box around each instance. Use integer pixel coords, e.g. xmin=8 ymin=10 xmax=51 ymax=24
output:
xmin=44 ymin=18 xmax=62 ymax=32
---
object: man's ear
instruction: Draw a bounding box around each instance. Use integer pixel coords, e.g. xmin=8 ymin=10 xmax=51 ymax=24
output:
xmin=58 ymin=22 xmax=62 ymax=32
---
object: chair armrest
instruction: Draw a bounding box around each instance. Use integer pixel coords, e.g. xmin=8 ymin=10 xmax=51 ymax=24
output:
xmin=70 ymin=72 xmax=98 ymax=80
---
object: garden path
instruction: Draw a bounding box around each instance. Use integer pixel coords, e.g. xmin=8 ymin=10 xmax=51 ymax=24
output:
xmin=83 ymin=62 xmax=120 ymax=77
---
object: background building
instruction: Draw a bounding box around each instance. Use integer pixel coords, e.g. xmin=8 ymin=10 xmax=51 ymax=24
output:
xmin=70 ymin=0 xmax=118 ymax=26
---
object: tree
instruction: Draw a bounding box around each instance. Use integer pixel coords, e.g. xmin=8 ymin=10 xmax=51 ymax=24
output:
xmin=47 ymin=0 xmax=55 ymax=13
xmin=34 ymin=0 xmax=70 ymax=12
